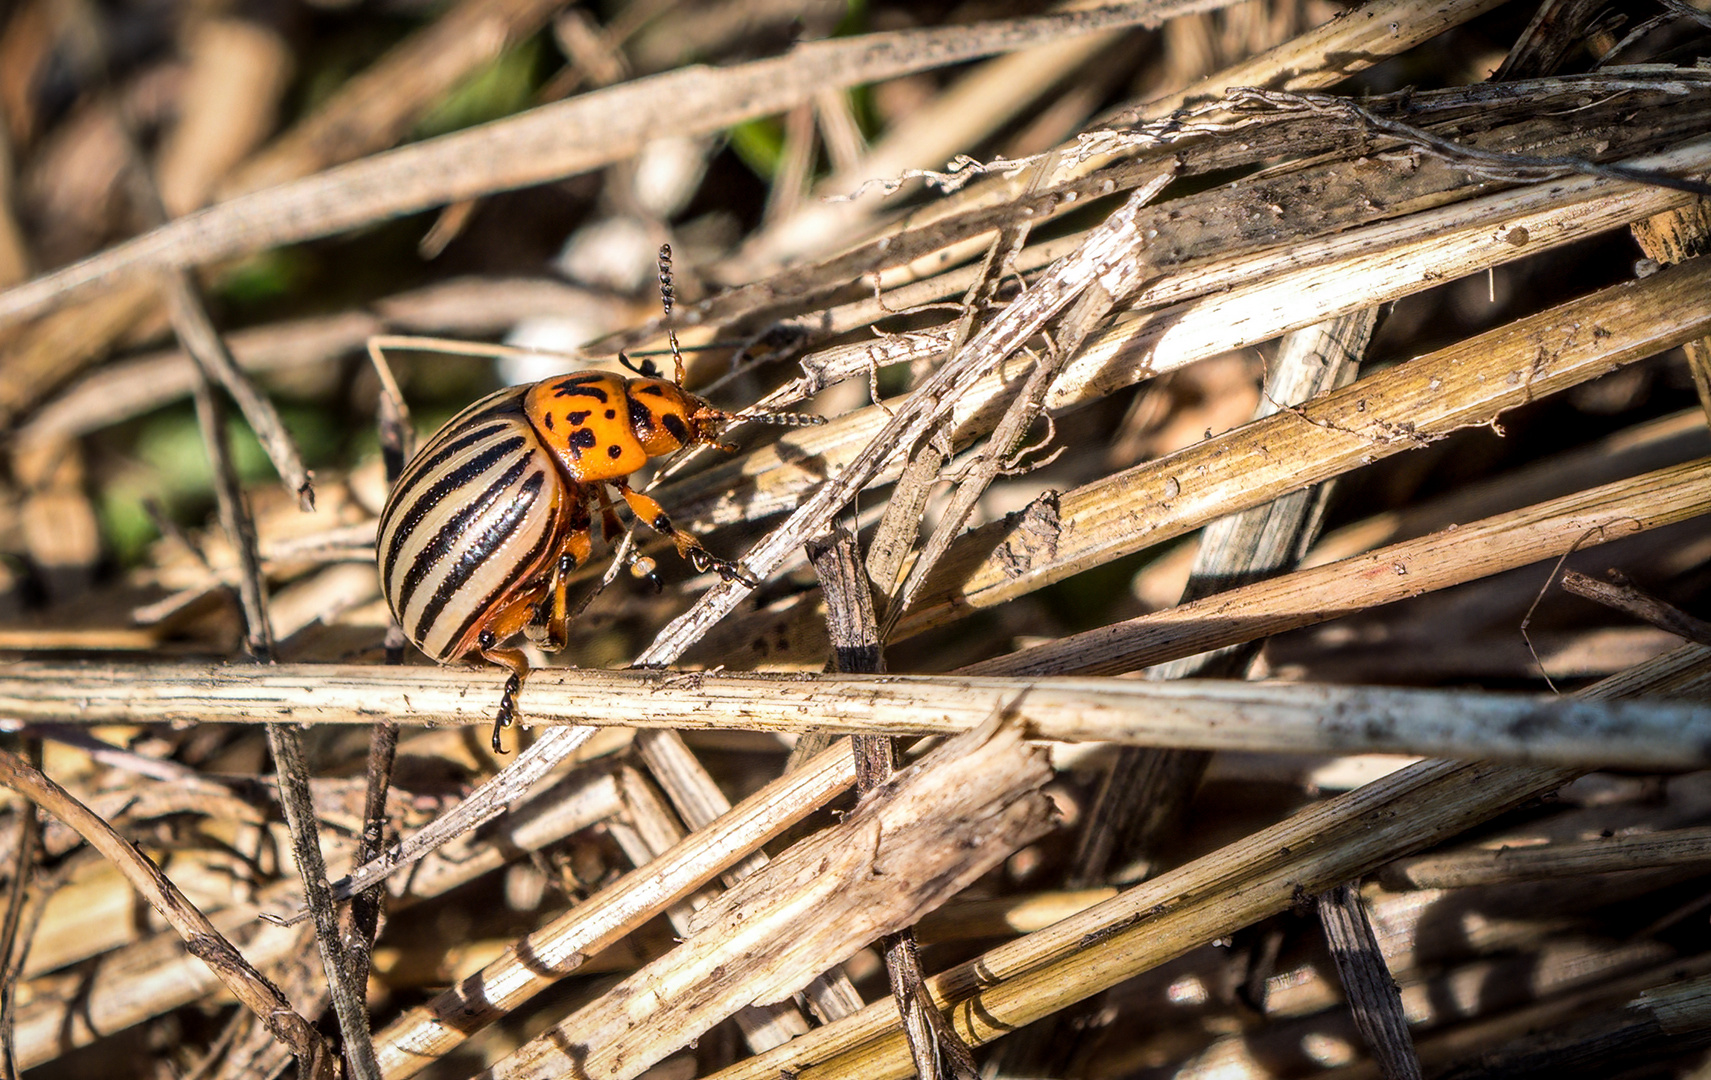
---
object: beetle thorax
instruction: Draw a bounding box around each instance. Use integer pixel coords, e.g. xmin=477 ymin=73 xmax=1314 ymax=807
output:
xmin=523 ymin=372 xmax=719 ymax=483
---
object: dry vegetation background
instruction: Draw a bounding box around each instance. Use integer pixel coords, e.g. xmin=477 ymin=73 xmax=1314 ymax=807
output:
xmin=0 ymin=0 xmax=1708 ymax=1077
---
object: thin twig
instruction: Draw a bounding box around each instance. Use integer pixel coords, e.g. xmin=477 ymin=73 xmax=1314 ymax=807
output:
xmin=1560 ymin=569 xmax=1711 ymax=646
xmin=811 ymin=527 xmax=977 ymax=1080
xmin=0 ymin=748 xmax=335 ymax=1074
xmin=161 ymin=272 xmax=315 ymax=509
xmin=264 ymin=725 xmax=381 ymax=1080
xmin=0 ymin=741 xmax=40 ymax=1080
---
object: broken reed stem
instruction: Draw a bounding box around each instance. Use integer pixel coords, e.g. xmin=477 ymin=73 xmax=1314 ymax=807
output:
xmin=1318 ymin=882 xmax=1424 ymax=1080
xmin=703 ymin=645 xmax=1709 ymax=1080
xmin=370 ymin=741 xmax=857 ymax=1078
xmin=965 ymin=456 xmax=1711 ymax=678
xmin=899 ymin=251 xmax=1711 ymax=640
xmin=811 ymin=527 xmax=978 ymax=1080
xmin=638 ymin=173 xmax=1175 ymax=666
xmin=603 ymin=768 xmax=814 ymax=1053
xmin=486 ymin=718 xmax=1055 ymax=1080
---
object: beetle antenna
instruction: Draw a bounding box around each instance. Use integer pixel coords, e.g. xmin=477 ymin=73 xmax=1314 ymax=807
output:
xmin=658 ymin=244 xmax=686 ymax=387
xmin=724 ymin=407 xmax=828 ymax=428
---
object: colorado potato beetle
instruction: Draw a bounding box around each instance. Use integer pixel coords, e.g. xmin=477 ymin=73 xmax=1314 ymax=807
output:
xmin=376 ymin=247 xmax=818 ymax=751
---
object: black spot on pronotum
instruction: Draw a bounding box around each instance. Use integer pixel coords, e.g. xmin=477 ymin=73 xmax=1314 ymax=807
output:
xmin=553 ymin=377 xmax=609 ymax=402
xmin=628 ymin=397 xmax=653 ymax=432
xmin=605 ymin=409 xmax=616 ymax=419
xmin=607 ymin=444 xmax=623 ymax=459
xmin=567 ymin=428 xmax=598 ymax=457
xmin=637 ymin=384 xmax=667 ymax=396
xmin=661 ymin=413 xmax=689 ymax=443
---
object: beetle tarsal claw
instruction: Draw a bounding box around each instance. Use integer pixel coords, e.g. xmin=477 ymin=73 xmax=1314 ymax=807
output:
xmin=692 ymin=550 xmax=759 ymax=587
xmin=491 ymin=673 xmax=522 ymax=753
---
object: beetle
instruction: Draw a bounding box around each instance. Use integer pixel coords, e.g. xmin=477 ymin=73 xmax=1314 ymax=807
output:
xmin=376 ymin=253 xmax=817 ymax=752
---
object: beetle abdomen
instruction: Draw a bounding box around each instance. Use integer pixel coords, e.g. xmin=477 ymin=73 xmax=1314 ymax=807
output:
xmin=377 ymin=386 xmax=566 ymax=663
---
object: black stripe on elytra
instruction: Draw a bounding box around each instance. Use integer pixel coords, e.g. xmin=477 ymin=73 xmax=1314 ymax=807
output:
xmin=429 ymin=472 xmax=555 ymax=654
xmin=661 ymin=413 xmax=689 ymax=444
xmin=393 ymin=417 xmax=510 ymax=493
xmin=383 ymin=435 xmax=527 ymax=579
xmin=396 ymin=453 xmax=531 ymax=615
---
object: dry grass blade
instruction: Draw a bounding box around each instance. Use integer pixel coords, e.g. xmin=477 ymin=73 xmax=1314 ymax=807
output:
xmin=0 ymin=4 xmax=1191 ymax=328
xmin=161 ymin=271 xmax=314 ymax=508
xmin=967 ymin=456 xmax=1711 ymax=678
xmin=0 ymin=661 xmax=1708 ymax=768
xmin=1382 ymin=825 xmax=1711 ymax=889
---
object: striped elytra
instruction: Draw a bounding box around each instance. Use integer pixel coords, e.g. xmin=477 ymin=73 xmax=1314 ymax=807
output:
xmin=377 ymin=385 xmax=567 ymax=664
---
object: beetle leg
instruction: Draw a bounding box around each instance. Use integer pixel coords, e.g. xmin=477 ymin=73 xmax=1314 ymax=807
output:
xmin=591 ymin=487 xmax=662 ymax=589
xmin=477 ymin=630 xmax=532 ymax=754
xmin=538 ymin=508 xmax=594 ymax=652
xmin=612 ymin=481 xmax=758 ymax=586
xmin=591 ymin=486 xmax=625 ymax=543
